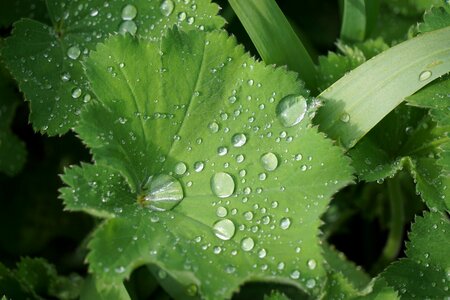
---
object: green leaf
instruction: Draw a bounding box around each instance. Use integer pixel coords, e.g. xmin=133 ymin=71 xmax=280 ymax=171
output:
xmin=314 ymin=25 xmax=450 ymax=149
xmin=340 ymin=0 xmax=367 ymax=42
xmin=61 ymin=29 xmax=353 ymax=299
xmin=228 ymin=0 xmax=317 ymax=90
xmin=418 ymin=3 xmax=450 ymax=33
xmin=1 ymin=0 xmax=224 ymax=136
xmin=80 ymin=275 xmax=130 ymax=300
xmin=381 ymin=211 xmax=450 ymax=299
xmin=263 ymin=290 xmax=290 ymax=300
xmin=0 ymin=62 xmax=26 ymax=176
xmin=382 ymin=0 xmax=444 ymax=17
xmin=349 ymin=104 xmax=449 ymax=211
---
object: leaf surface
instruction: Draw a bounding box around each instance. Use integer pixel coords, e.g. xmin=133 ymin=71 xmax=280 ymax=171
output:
xmin=61 ymin=29 xmax=353 ymax=299
xmin=1 ymin=0 xmax=224 ymax=135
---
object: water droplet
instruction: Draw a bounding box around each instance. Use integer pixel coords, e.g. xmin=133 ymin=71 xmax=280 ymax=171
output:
xmin=244 ymin=211 xmax=253 ymax=221
xmin=236 ymin=154 xmax=245 ymax=163
xmin=178 ymin=11 xmax=187 ymax=21
xmin=260 ymin=152 xmax=278 ymax=171
xmin=213 ymin=246 xmax=222 ymax=254
xmin=276 ymin=94 xmax=307 ymax=127
xmin=216 ymin=206 xmax=228 ymax=217
xmin=160 ymin=0 xmax=175 ymax=16
xmin=419 ymin=70 xmax=432 ymax=81
xmin=211 ymin=172 xmax=235 ymax=198
xmin=121 ymin=4 xmax=137 ymax=20
xmin=187 ymin=16 xmax=195 ymax=24
xmin=174 ymin=162 xmax=187 ymax=175
xmin=140 ymin=174 xmax=184 ymax=211
xmin=208 ymin=121 xmax=219 ymax=133
xmin=213 ymin=219 xmax=235 ymax=240
xmin=61 ymin=72 xmax=71 ymax=82
xmin=119 ymin=20 xmax=137 ymax=35
xmin=232 ymin=133 xmax=247 ymax=147
xmin=241 ymin=237 xmax=254 ymax=251
xmin=71 ymin=87 xmax=82 ymax=98
xmin=217 ymin=146 xmax=228 ymax=156
xmin=280 ymin=217 xmax=291 ymax=230
xmin=258 ymin=173 xmax=267 ymax=181
xmin=67 ymin=46 xmax=81 ymax=60
xmin=306 ymin=279 xmax=316 ymax=288
xmin=340 ymin=113 xmax=350 ymax=123
xmin=307 ymin=259 xmax=317 ymax=270
xmin=194 ymin=161 xmax=204 ymax=172
xmin=258 ymin=248 xmax=267 ymax=258
xmin=290 ymin=270 xmax=300 ymax=279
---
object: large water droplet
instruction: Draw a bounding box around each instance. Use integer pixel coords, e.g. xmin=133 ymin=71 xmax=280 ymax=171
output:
xmin=276 ymin=94 xmax=307 ymax=127
xmin=306 ymin=279 xmax=316 ymax=288
xmin=67 ymin=46 xmax=81 ymax=60
xmin=211 ymin=172 xmax=235 ymax=198
xmin=290 ymin=270 xmax=300 ymax=279
xmin=260 ymin=152 xmax=278 ymax=171
xmin=160 ymin=0 xmax=175 ymax=16
xmin=174 ymin=162 xmax=187 ymax=175
xmin=216 ymin=206 xmax=228 ymax=217
xmin=121 ymin=4 xmax=137 ymax=20
xmin=119 ymin=20 xmax=137 ymax=35
xmin=71 ymin=87 xmax=82 ymax=99
xmin=280 ymin=217 xmax=291 ymax=230
xmin=232 ymin=133 xmax=247 ymax=147
xmin=140 ymin=174 xmax=184 ymax=211
xmin=241 ymin=237 xmax=254 ymax=251
xmin=213 ymin=219 xmax=235 ymax=240
xmin=419 ymin=70 xmax=432 ymax=81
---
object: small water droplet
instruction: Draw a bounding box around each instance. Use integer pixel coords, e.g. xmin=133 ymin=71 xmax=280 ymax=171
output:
xmin=174 ymin=162 xmax=187 ymax=175
xmin=232 ymin=133 xmax=247 ymax=147
xmin=307 ymin=259 xmax=317 ymax=270
xmin=290 ymin=270 xmax=300 ymax=279
xmin=119 ymin=20 xmax=137 ymax=35
xmin=258 ymin=248 xmax=267 ymax=258
xmin=306 ymin=279 xmax=316 ymax=288
xmin=61 ymin=72 xmax=71 ymax=82
xmin=139 ymin=174 xmax=184 ymax=211
xmin=121 ymin=4 xmax=137 ymax=20
xmin=419 ymin=70 xmax=432 ymax=81
xmin=208 ymin=121 xmax=219 ymax=133
xmin=280 ymin=217 xmax=291 ymax=230
xmin=276 ymin=94 xmax=308 ymax=127
xmin=160 ymin=0 xmax=175 ymax=16
xmin=216 ymin=206 xmax=228 ymax=217
xmin=178 ymin=11 xmax=187 ymax=21
xmin=340 ymin=113 xmax=350 ymax=123
xmin=236 ymin=154 xmax=245 ymax=163
xmin=213 ymin=219 xmax=235 ymax=240
xmin=260 ymin=152 xmax=278 ymax=171
xmin=211 ymin=172 xmax=235 ymax=198
xmin=244 ymin=211 xmax=253 ymax=221
xmin=241 ymin=237 xmax=255 ymax=251
xmin=194 ymin=161 xmax=204 ymax=172
xmin=217 ymin=146 xmax=228 ymax=156
xmin=71 ymin=87 xmax=82 ymax=98
xmin=67 ymin=46 xmax=81 ymax=60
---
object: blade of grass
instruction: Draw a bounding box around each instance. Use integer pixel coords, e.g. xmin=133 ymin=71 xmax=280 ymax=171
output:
xmin=365 ymin=0 xmax=380 ymax=37
xmin=228 ymin=0 xmax=317 ymax=90
xmin=315 ymin=26 xmax=450 ymax=149
xmin=340 ymin=0 xmax=366 ymax=42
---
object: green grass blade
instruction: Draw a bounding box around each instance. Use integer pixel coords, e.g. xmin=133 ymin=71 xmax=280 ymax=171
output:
xmin=340 ymin=0 xmax=366 ymax=42
xmin=229 ymin=0 xmax=317 ymax=90
xmin=365 ymin=0 xmax=380 ymax=37
xmin=315 ymin=26 xmax=450 ymax=149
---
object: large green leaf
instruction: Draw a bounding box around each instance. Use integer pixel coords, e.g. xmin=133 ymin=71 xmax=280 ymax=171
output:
xmin=1 ymin=0 xmax=224 ymax=135
xmin=381 ymin=211 xmax=450 ymax=298
xmin=61 ymin=29 xmax=353 ymax=299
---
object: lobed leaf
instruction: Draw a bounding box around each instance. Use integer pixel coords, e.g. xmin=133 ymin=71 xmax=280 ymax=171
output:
xmin=1 ymin=0 xmax=224 ymax=135
xmin=61 ymin=29 xmax=353 ymax=299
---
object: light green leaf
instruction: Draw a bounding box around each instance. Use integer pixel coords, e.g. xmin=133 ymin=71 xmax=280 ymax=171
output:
xmin=80 ymin=275 xmax=130 ymax=300
xmin=62 ymin=29 xmax=353 ymax=299
xmin=381 ymin=211 xmax=450 ymax=298
xmin=0 ymin=62 xmax=26 ymax=176
xmin=314 ymin=25 xmax=450 ymax=149
xmin=1 ymin=0 xmax=224 ymax=135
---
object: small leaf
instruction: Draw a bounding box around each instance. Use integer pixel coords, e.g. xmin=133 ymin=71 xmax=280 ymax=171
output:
xmin=62 ymin=29 xmax=353 ymax=299
xmin=1 ymin=0 xmax=224 ymax=135
xmin=381 ymin=211 xmax=450 ymax=299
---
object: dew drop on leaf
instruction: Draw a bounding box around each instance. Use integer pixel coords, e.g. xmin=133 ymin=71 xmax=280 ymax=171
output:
xmin=160 ymin=0 xmax=175 ymax=16
xmin=119 ymin=20 xmax=137 ymax=35
xmin=276 ymin=94 xmax=308 ymax=127
xmin=213 ymin=219 xmax=235 ymax=240
xmin=208 ymin=121 xmax=219 ymax=133
xmin=174 ymin=162 xmax=187 ymax=175
xmin=121 ymin=4 xmax=137 ymax=20
xmin=216 ymin=206 xmax=228 ymax=217
xmin=211 ymin=172 xmax=235 ymax=198
xmin=419 ymin=70 xmax=432 ymax=81
xmin=280 ymin=217 xmax=291 ymax=230
xmin=241 ymin=237 xmax=255 ymax=251
xmin=340 ymin=113 xmax=350 ymax=123
xmin=307 ymin=259 xmax=317 ymax=270
xmin=67 ymin=46 xmax=81 ymax=60
xmin=140 ymin=174 xmax=184 ymax=211
xmin=290 ymin=270 xmax=300 ymax=279
xmin=244 ymin=211 xmax=253 ymax=221
xmin=194 ymin=161 xmax=204 ymax=172
xmin=178 ymin=11 xmax=187 ymax=21
xmin=260 ymin=152 xmax=278 ymax=171
xmin=231 ymin=133 xmax=247 ymax=147
xmin=217 ymin=146 xmax=228 ymax=156
xmin=258 ymin=248 xmax=267 ymax=258
xmin=306 ymin=279 xmax=316 ymax=288
xmin=71 ymin=87 xmax=82 ymax=99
